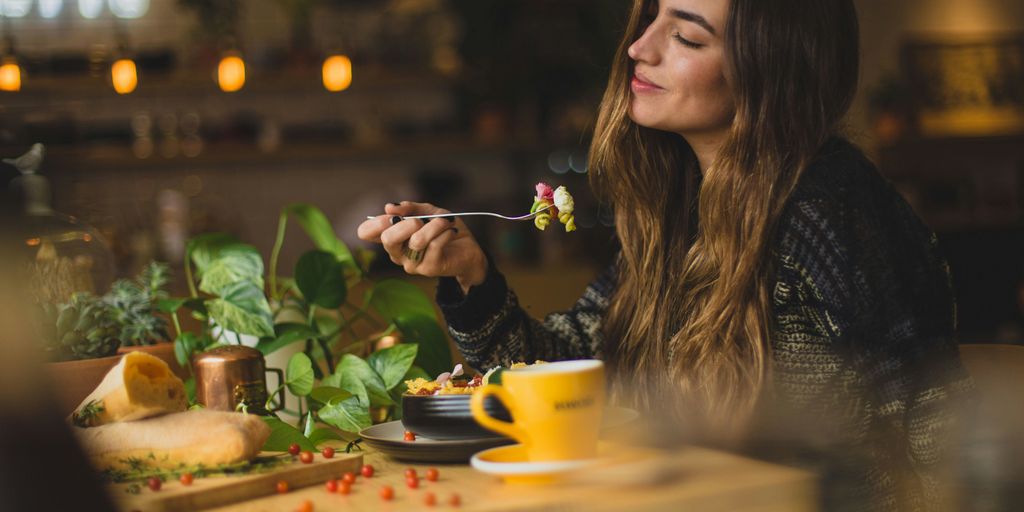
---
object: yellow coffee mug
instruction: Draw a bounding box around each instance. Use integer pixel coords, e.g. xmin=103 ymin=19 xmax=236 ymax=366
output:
xmin=471 ymin=360 xmax=605 ymax=461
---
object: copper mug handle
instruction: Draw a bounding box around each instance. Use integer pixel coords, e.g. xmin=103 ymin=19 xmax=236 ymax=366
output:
xmin=266 ymin=367 xmax=286 ymax=412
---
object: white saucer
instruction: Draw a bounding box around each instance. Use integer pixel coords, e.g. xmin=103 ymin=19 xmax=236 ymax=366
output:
xmin=470 ymin=443 xmax=611 ymax=484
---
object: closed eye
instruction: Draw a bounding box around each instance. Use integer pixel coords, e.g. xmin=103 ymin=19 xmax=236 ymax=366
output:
xmin=673 ymin=33 xmax=705 ymax=49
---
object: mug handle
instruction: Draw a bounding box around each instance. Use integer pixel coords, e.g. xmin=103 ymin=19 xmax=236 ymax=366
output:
xmin=471 ymin=384 xmax=529 ymax=445
xmin=266 ymin=368 xmax=286 ymax=412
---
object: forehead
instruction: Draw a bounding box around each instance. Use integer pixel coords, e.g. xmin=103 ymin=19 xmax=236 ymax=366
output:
xmin=652 ymin=0 xmax=729 ymax=28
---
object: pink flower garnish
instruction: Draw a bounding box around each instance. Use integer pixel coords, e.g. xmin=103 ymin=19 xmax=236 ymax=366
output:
xmin=535 ymin=182 xmax=554 ymax=201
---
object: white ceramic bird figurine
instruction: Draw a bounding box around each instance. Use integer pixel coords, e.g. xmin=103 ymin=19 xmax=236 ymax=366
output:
xmin=3 ymin=143 xmax=45 ymax=174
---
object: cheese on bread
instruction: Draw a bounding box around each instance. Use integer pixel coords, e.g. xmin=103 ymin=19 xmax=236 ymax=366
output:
xmin=71 ymin=351 xmax=187 ymax=427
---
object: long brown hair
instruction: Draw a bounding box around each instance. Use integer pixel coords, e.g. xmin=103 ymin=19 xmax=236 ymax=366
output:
xmin=591 ymin=0 xmax=860 ymax=434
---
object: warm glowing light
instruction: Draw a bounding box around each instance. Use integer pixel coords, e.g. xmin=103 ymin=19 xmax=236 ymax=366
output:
xmin=0 ymin=57 xmax=21 ymax=92
xmin=111 ymin=58 xmax=138 ymax=94
xmin=217 ymin=54 xmax=245 ymax=93
xmin=322 ymin=55 xmax=352 ymax=92
xmin=26 ymin=237 xmax=40 ymax=247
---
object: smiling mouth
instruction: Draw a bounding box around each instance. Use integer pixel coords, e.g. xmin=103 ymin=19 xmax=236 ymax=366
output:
xmin=630 ymin=74 xmax=663 ymax=92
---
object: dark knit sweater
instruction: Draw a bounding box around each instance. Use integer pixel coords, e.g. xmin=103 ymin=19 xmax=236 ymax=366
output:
xmin=436 ymin=138 xmax=971 ymax=511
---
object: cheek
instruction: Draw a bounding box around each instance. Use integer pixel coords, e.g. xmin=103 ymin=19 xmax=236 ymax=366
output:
xmin=678 ymin=60 xmax=733 ymax=121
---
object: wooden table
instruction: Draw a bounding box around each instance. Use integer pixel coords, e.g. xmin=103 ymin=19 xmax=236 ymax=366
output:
xmin=209 ymin=444 xmax=817 ymax=512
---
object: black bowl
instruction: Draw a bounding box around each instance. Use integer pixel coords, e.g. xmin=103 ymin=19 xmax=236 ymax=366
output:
xmin=401 ymin=393 xmax=513 ymax=440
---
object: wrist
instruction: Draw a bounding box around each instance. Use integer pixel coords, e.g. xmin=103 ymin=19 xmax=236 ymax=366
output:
xmin=455 ymin=250 xmax=488 ymax=294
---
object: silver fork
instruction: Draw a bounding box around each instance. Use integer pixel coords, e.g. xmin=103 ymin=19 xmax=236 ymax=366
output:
xmin=366 ymin=204 xmax=552 ymax=222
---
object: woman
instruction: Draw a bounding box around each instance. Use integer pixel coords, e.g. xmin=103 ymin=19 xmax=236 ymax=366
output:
xmin=358 ymin=0 xmax=970 ymax=509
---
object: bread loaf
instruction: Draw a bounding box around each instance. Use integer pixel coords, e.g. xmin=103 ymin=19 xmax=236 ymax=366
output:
xmin=74 ymin=409 xmax=271 ymax=470
xmin=70 ymin=351 xmax=187 ymax=427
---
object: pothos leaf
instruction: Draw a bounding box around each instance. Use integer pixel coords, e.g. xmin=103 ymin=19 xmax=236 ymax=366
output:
xmin=205 ymin=281 xmax=274 ymax=338
xmin=318 ymin=396 xmax=372 ymax=433
xmin=368 ymin=279 xmax=437 ymax=322
xmin=261 ymin=417 xmax=315 ymax=452
xmin=294 ymin=250 xmax=346 ymax=309
xmin=367 ymin=343 xmax=418 ymax=390
xmin=335 ymin=354 xmax=393 ymax=407
xmin=307 ymin=427 xmax=352 ymax=448
xmin=285 ymin=352 xmax=315 ymax=397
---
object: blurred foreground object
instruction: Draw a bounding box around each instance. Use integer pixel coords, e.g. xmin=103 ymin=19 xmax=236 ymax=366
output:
xmin=0 ymin=214 xmax=116 ymax=511
xmin=957 ymin=344 xmax=1024 ymax=509
xmin=5 ymin=143 xmax=114 ymax=302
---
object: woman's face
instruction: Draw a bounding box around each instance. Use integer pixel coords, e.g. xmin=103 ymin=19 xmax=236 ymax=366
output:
xmin=627 ymin=0 xmax=734 ymax=140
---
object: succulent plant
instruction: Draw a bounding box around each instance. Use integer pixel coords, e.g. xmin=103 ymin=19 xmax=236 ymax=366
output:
xmin=44 ymin=293 xmax=121 ymax=361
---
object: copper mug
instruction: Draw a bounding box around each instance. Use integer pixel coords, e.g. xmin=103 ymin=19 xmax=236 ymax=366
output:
xmin=193 ymin=345 xmax=285 ymax=415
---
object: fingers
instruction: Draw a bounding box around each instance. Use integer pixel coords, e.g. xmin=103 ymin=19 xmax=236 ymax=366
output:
xmin=358 ymin=201 xmax=444 ymax=243
xmin=406 ymin=227 xmax=460 ymax=276
xmin=356 ymin=215 xmax=392 ymax=243
xmin=385 ymin=201 xmax=445 ymax=217
xmin=380 ymin=218 xmax=423 ymax=264
xmin=406 ymin=218 xmax=456 ymax=252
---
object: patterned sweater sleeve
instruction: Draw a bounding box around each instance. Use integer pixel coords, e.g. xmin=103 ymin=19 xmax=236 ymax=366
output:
xmin=435 ymin=256 xmax=616 ymax=372
xmin=776 ymin=180 xmax=973 ymax=508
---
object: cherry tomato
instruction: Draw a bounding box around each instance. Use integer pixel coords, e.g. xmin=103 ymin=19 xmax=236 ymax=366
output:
xmin=338 ymin=481 xmax=352 ymax=495
xmin=287 ymin=443 xmax=301 ymax=455
xmin=296 ymin=499 xmax=313 ymax=512
xmin=404 ymin=468 xmax=417 ymax=479
xmin=299 ymin=451 xmax=314 ymax=464
xmin=321 ymin=447 xmax=335 ymax=459
xmin=424 ymin=492 xmax=437 ymax=506
xmin=403 ymin=430 xmax=417 ymax=441
xmin=147 ymin=477 xmax=161 ymax=491
xmin=360 ymin=464 xmax=375 ymax=478
xmin=179 ymin=472 xmax=194 ymax=486
xmin=449 ymin=493 xmax=462 ymax=507
xmin=406 ymin=476 xmax=419 ymax=489
xmin=341 ymin=472 xmax=356 ymax=484
xmin=276 ymin=480 xmax=290 ymax=494
xmin=425 ymin=467 xmax=439 ymax=482
xmin=379 ymin=485 xmax=395 ymax=501
xmin=325 ymin=479 xmax=338 ymax=493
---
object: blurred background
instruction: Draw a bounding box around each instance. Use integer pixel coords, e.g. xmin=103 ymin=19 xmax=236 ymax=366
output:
xmin=0 ymin=0 xmax=1022 ymax=344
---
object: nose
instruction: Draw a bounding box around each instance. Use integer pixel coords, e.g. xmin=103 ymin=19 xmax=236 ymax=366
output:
xmin=627 ymin=24 xmax=659 ymax=65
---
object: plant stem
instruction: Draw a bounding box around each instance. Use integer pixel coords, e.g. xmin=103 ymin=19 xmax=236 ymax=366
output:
xmin=268 ymin=211 xmax=289 ymax=301
xmin=317 ymin=338 xmax=335 ymax=375
xmin=183 ymin=249 xmax=198 ymax=298
xmin=170 ymin=311 xmax=182 ymax=338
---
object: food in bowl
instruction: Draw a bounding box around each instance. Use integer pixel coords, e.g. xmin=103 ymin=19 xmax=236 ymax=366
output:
xmin=400 ymin=362 xmax=545 ymax=440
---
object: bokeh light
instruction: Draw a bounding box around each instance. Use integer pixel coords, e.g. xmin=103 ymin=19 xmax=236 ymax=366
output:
xmin=217 ymin=53 xmax=245 ymax=93
xmin=322 ymin=54 xmax=353 ymax=92
xmin=111 ymin=58 xmax=137 ymax=94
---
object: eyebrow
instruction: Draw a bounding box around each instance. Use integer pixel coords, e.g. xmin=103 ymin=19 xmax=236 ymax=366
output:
xmin=669 ymin=8 xmax=717 ymax=36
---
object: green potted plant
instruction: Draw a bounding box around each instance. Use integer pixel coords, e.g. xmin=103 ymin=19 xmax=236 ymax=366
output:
xmin=166 ymin=203 xmax=453 ymax=448
xmin=38 ymin=262 xmax=182 ymax=415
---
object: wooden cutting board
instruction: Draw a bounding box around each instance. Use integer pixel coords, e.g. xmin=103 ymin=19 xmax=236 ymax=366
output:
xmin=110 ymin=452 xmax=363 ymax=512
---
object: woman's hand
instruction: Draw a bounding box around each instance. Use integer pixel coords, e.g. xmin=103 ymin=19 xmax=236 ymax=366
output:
xmin=356 ymin=201 xmax=487 ymax=294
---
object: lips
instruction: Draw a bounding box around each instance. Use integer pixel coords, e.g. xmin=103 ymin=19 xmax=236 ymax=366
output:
xmin=630 ymin=72 xmax=663 ymax=93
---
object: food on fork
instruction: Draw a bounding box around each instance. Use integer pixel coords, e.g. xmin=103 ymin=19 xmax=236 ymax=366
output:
xmin=531 ymin=182 xmax=576 ymax=232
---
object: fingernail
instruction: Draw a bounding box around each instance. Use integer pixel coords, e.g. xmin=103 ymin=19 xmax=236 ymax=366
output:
xmin=387 ymin=201 xmax=402 ymax=206
xmin=390 ymin=216 xmax=402 ymax=225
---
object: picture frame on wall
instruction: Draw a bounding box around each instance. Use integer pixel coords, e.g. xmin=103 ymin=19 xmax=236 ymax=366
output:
xmin=901 ymin=33 xmax=1024 ymax=137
